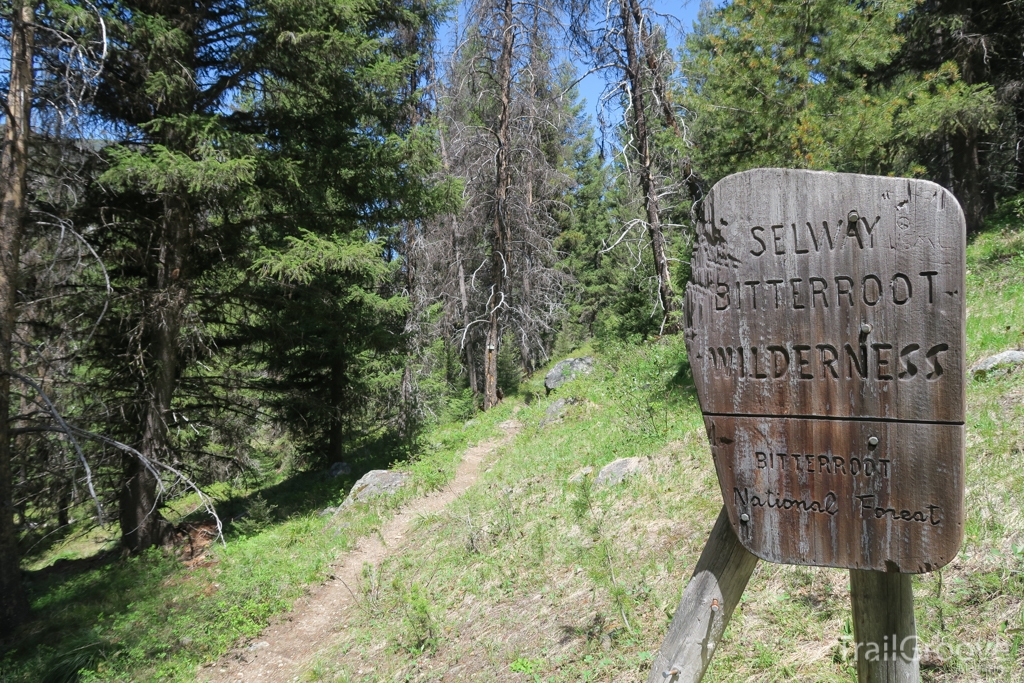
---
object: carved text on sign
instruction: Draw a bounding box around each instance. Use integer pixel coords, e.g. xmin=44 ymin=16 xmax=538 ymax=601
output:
xmin=685 ymin=170 xmax=965 ymax=573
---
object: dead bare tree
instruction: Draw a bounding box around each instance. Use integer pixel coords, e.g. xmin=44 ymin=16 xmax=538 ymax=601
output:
xmin=570 ymin=0 xmax=694 ymax=332
xmin=415 ymin=0 xmax=576 ymax=410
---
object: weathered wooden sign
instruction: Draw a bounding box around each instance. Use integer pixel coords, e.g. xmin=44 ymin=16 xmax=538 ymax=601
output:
xmin=684 ymin=169 xmax=965 ymax=573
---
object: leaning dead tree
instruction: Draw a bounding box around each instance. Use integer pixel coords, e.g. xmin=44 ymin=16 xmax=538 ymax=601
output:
xmin=572 ymin=0 xmax=692 ymax=331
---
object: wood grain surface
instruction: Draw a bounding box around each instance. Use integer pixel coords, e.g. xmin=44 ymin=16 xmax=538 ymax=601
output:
xmin=684 ymin=169 xmax=966 ymax=572
xmin=646 ymin=508 xmax=758 ymax=683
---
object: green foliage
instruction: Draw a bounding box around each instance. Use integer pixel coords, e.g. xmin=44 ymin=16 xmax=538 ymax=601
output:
xmin=232 ymin=495 xmax=278 ymax=537
xmin=509 ymin=657 xmax=544 ymax=674
xmin=242 ymin=0 xmax=453 ymax=465
xmin=682 ymin=0 xmax=999 ymax=184
xmin=496 ymin=334 xmax=522 ymax=396
xmin=557 ymin=125 xmax=682 ymax=344
xmin=399 ymin=582 xmax=438 ymax=653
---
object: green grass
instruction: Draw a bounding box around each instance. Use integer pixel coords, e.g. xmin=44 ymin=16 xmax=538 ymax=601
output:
xmin=0 ymin=407 xmax=517 ymax=683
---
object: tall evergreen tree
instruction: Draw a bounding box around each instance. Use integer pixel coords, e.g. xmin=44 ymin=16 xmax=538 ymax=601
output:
xmin=0 ymin=0 xmax=36 ymax=635
xmin=1 ymin=0 xmax=109 ymax=634
xmin=84 ymin=0 xmax=261 ymax=552
xmin=246 ymin=0 xmax=449 ymax=464
xmin=888 ymin=0 xmax=1024 ymax=229
xmin=681 ymin=0 xmax=1000 ymax=212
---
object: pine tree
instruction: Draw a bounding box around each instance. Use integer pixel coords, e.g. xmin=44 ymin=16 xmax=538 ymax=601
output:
xmin=0 ymin=0 xmax=36 ymax=635
xmin=1 ymin=0 xmax=109 ymax=634
xmin=244 ymin=0 xmax=449 ymax=464
xmin=83 ymin=0 xmax=261 ymax=552
xmin=430 ymin=0 xmax=575 ymax=409
xmin=681 ymin=0 xmax=1000 ymax=204
xmin=887 ymin=0 xmax=1024 ymax=229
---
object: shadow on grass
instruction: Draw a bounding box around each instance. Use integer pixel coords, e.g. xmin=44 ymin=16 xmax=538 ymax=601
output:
xmin=671 ymin=356 xmax=696 ymax=394
xmin=210 ymin=430 xmax=422 ymax=532
xmin=6 ymin=549 xmax=181 ymax=681
xmin=4 ymin=431 xmax=423 ymax=682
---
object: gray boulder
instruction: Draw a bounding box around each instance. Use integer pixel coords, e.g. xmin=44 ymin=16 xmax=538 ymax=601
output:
xmin=969 ymin=350 xmax=1024 ymax=379
xmin=594 ymin=457 xmax=646 ymax=487
xmin=342 ymin=470 xmax=410 ymax=507
xmin=545 ymin=357 xmax=595 ymax=394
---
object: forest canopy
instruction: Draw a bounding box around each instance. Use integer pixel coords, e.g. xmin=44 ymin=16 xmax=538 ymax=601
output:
xmin=1 ymin=0 xmax=1021 ymax=635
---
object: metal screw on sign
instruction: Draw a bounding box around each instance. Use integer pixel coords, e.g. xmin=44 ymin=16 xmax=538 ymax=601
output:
xmin=868 ymin=436 xmax=879 ymax=447
xmin=860 ymin=322 xmax=873 ymax=335
xmin=662 ymin=668 xmax=679 ymax=679
xmin=710 ymin=599 xmax=720 ymax=613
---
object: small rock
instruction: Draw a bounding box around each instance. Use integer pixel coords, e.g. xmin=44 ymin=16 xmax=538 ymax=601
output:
xmin=540 ymin=396 xmax=581 ymax=427
xmin=327 ymin=461 xmax=352 ymax=478
xmin=594 ymin=457 xmax=646 ymax=487
xmin=318 ymin=507 xmax=337 ymax=517
xmin=248 ymin=641 xmax=270 ymax=651
xmin=568 ymin=466 xmax=594 ymax=484
xmin=539 ymin=398 xmax=567 ymax=427
xmin=342 ymin=470 xmax=411 ymax=507
xmin=545 ymin=357 xmax=595 ymax=394
xmin=969 ymin=349 xmax=1024 ymax=378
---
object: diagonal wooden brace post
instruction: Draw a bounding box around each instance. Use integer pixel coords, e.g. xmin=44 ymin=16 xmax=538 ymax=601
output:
xmin=647 ymin=507 xmax=758 ymax=683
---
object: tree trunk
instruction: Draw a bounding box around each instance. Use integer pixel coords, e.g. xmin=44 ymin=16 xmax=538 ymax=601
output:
xmin=944 ymin=7 xmax=992 ymax=233
xmin=327 ymin=354 xmax=347 ymax=464
xmin=456 ymin=244 xmax=478 ymax=396
xmin=949 ymin=129 xmax=988 ymax=233
xmin=119 ymin=194 xmax=188 ymax=553
xmin=482 ymin=0 xmax=515 ymax=410
xmin=621 ymin=0 xmax=676 ymax=326
xmin=0 ymin=0 xmax=35 ymax=635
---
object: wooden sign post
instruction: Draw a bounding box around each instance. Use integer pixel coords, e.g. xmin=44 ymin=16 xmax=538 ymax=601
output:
xmin=652 ymin=169 xmax=966 ymax=683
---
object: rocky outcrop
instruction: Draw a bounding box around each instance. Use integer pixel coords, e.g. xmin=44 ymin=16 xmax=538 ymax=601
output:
xmin=544 ymin=357 xmax=594 ymax=394
xmin=341 ymin=470 xmax=410 ymax=507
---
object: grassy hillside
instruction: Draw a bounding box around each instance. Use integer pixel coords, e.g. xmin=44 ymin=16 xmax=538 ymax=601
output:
xmin=3 ymin=211 xmax=1024 ymax=682
xmin=297 ymin=231 xmax=1024 ymax=683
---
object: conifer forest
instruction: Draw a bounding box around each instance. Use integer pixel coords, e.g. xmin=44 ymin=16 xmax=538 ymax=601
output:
xmin=1 ymin=0 xmax=1023 ymax=681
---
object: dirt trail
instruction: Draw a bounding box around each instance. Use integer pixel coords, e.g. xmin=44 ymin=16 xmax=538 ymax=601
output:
xmin=202 ymin=420 xmax=519 ymax=683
